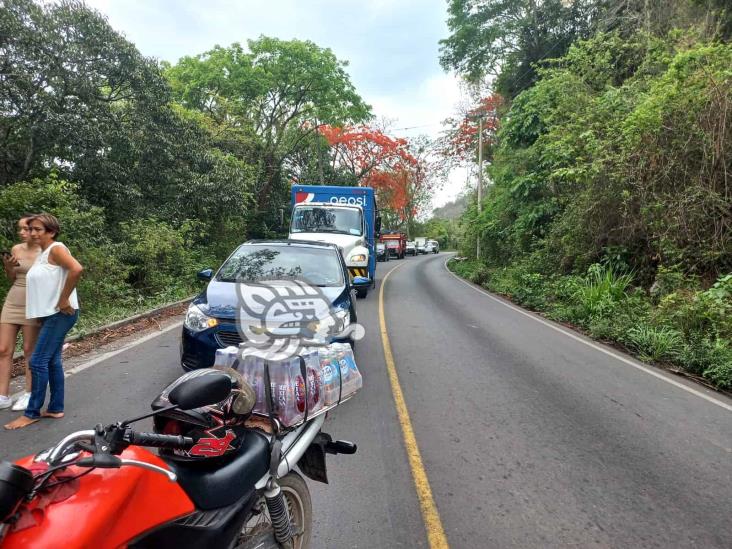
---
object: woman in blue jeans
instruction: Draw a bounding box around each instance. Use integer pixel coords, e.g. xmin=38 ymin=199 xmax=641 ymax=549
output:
xmin=4 ymin=213 xmax=83 ymax=430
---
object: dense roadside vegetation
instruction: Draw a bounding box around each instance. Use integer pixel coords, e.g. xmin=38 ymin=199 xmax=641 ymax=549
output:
xmin=0 ymin=0 xmax=438 ymax=335
xmin=441 ymin=0 xmax=732 ymax=389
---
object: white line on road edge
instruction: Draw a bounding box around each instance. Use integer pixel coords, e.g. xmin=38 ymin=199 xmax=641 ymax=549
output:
xmin=10 ymin=320 xmax=184 ymax=401
xmin=63 ymin=321 xmax=184 ymax=379
xmin=443 ymin=258 xmax=732 ymax=413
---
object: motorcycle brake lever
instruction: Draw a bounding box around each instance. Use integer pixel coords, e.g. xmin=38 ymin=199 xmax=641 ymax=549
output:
xmin=118 ymin=459 xmax=177 ymax=482
xmin=74 ymin=455 xmax=177 ymax=482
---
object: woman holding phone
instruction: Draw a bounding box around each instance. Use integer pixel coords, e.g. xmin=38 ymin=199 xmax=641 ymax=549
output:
xmin=4 ymin=213 xmax=83 ymax=430
xmin=0 ymin=215 xmax=41 ymax=413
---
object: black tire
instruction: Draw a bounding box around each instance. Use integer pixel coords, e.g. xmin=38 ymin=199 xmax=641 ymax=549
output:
xmin=356 ymin=287 xmax=368 ymax=298
xmin=237 ymin=472 xmax=312 ymax=549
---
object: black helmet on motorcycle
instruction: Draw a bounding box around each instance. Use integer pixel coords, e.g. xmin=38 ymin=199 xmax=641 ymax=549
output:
xmin=152 ymin=368 xmax=257 ymax=464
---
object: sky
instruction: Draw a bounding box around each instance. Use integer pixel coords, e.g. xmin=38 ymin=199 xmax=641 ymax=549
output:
xmin=84 ymin=0 xmax=471 ymax=211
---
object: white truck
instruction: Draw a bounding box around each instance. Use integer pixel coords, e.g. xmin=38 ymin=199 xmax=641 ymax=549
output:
xmin=415 ymin=237 xmax=427 ymax=254
xmin=289 ymin=185 xmax=379 ymax=298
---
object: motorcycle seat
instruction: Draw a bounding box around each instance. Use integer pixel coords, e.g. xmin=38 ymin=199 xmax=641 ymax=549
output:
xmin=165 ymin=430 xmax=270 ymax=510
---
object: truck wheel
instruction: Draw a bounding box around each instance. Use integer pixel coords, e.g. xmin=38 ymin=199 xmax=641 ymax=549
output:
xmin=356 ymin=287 xmax=368 ymax=299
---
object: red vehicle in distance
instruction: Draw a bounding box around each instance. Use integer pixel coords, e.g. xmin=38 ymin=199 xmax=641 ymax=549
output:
xmin=379 ymin=231 xmax=406 ymax=259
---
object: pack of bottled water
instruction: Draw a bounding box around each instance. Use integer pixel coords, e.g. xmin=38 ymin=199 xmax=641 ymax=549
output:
xmin=214 ymin=343 xmax=362 ymax=428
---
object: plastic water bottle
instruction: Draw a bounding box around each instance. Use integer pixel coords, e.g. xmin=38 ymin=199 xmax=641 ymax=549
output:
xmin=214 ymin=346 xmax=239 ymax=369
xmin=237 ymin=353 xmax=267 ymax=416
xmin=302 ymin=349 xmax=324 ymax=417
xmin=318 ymin=346 xmax=342 ymax=407
xmin=332 ymin=343 xmax=362 ymax=400
xmin=274 ymin=357 xmax=305 ymax=426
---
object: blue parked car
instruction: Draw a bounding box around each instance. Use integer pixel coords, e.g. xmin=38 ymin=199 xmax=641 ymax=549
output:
xmin=180 ymin=240 xmax=359 ymax=370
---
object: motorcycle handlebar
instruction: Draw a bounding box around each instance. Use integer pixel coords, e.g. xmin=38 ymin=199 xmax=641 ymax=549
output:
xmin=128 ymin=432 xmax=195 ymax=450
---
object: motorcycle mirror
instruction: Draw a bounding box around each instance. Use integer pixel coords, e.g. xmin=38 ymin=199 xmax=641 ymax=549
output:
xmin=168 ymin=373 xmax=232 ymax=410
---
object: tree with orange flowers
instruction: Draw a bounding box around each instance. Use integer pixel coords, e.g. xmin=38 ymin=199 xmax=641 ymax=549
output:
xmin=439 ymin=93 xmax=502 ymax=166
xmin=316 ymin=124 xmax=435 ymax=226
xmin=318 ymin=124 xmax=417 ymax=180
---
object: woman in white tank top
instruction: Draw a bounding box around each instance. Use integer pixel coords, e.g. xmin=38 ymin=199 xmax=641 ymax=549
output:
xmin=4 ymin=213 xmax=83 ymax=430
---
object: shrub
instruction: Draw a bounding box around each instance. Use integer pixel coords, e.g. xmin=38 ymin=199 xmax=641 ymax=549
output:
xmin=704 ymin=361 xmax=732 ymax=390
xmin=655 ymin=274 xmax=732 ymax=340
xmin=448 ymin=259 xmax=490 ymax=286
xmin=0 ymin=176 xmax=133 ymax=307
xmin=625 ymin=324 xmax=683 ymax=362
xmin=506 ymin=271 xmax=548 ymax=309
xmin=649 ymin=264 xmax=699 ymax=300
xmin=573 ymin=263 xmax=634 ymax=318
xmin=678 ymin=336 xmax=732 ymax=379
xmin=588 ymin=317 xmax=616 ymax=340
xmin=118 ymin=218 xmax=201 ymax=296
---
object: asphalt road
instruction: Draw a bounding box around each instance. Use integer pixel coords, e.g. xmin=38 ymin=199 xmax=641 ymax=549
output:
xmin=1 ymin=253 xmax=731 ymax=548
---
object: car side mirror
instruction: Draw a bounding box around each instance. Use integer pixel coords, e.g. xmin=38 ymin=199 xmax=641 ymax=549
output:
xmin=168 ymin=373 xmax=232 ymax=410
xmin=197 ymin=268 xmax=213 ymax=282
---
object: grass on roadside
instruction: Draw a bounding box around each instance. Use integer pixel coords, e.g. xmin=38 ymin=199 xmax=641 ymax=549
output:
xmin=447 ymin=258 xmax=732 ymax=391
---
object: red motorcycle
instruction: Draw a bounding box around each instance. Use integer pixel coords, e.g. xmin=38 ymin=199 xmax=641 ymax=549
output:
xmin=0 ymin=368 xmax=356 ymax=548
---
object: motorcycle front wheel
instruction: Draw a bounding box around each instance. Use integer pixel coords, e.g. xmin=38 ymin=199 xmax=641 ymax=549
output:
xmin=237 ymin=471 xmax=312 ymax=549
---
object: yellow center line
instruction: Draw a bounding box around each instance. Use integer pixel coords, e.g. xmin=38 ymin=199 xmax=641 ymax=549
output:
xmin=379 ymin=263 xmax=450 ymax=548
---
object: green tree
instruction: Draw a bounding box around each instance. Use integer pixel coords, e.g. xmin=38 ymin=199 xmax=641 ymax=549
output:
xmin=166 ymin=38 xmax=372 ymax=220
xmin=439 ymin=0 xmax=599 ymax=97
xmin=0 ymin=0 xmax=167 ymax=186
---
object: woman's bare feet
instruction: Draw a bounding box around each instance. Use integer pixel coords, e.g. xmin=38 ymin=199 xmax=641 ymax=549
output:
xmin=4 ymin=416 xmax=39 ymax=430
xmin=42 ymin=411 xmax=64 ymax=419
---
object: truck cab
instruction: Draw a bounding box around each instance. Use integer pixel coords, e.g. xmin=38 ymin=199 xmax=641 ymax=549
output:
xmin=379 ymin=231 xmax=406 ymax=259
xmin=290 ymin=185 xmax=379 ymax=298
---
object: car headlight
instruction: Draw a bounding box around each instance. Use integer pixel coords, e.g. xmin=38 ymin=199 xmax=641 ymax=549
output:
xmin=184 ymin=304 xmax=218 ymax=332
xmin=334 ymin=308 xmax=350 ymax=326
xmin=349 ymin=254 xmax=367 ymax=263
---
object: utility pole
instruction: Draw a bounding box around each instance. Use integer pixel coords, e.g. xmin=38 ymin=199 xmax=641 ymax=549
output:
xmin=477 ymin=116 xmax=483 ymax=260
xmin=316 ymin=118 xmax=324 ymax=183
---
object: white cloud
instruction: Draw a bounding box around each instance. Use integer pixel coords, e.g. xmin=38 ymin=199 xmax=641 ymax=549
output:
xmin=84 ymin=0 xmax=469 ymax=212
xmin=369 ymin=73 xmax=462 ymax=134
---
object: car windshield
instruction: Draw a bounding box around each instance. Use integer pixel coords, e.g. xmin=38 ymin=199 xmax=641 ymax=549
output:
xmin=386 ymin=241 xmax=399 ymax=248
xmin=290 ymin=206 xmax=363 ymax=236
xmin=217 ymin=245 xmax=344 ymax=287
